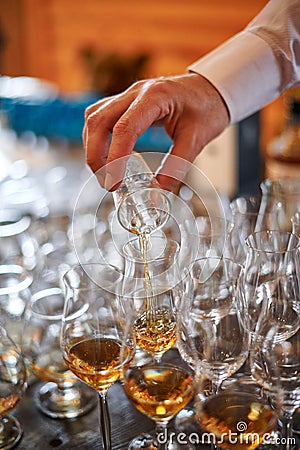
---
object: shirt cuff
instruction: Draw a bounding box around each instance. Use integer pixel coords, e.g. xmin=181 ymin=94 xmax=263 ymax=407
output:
xmin=188 ymin=31 xmax=281 ymax=124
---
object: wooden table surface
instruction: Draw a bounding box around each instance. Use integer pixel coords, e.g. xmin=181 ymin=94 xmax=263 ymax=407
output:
xmin=14 ymin=379 xmax=155 ymax=450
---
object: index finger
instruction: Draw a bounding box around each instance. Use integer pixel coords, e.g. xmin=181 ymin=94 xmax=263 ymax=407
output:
xmin=104 ymin=86 xmax=170 ymax=189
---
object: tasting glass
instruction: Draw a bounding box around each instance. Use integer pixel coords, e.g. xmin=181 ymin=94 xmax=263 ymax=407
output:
xmin=291 ymin=211 xmax=300 ymax=237
xmin=0 ymin=209 xmax=41 ymax=273
xmin=121 ymin=235 xmax=182 ymax=362
xmin=229 ymin=196 xmax=281 ymax=264
xmin=61 ymin=263 xmax=134 ymax=450
xmin=251 ymin=323 xmax=300 ymax=450
xmin=259 ymin=178 xmax=300 ymax=232
xmin=242 ymin=230 xmax=300 ymax=343
xmin=195 ymin=369 xmax=281 ymax=450
xmin=33 ymin=213 xmax=76 ymax=287
xmin=0 ymin=323 xmax=27 ymax=449
xmin=112 ymin=151 xmax=170 ymax=235
xmin=0 ymin=264 xmax=32 ymax=347
xmin=121 ymin=332 xmax=195 ymax=450
xmin=180 ymin=215 xmax=229 ymax=260
xmin=177 ymin=257 xmax=249 ymax=391
xmin=21 ymin=287 xmax=97 ymax=419
xmin=176 ymin=257 xmax=249 ymax=447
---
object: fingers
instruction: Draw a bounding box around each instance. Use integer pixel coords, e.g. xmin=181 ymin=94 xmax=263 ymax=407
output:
xmin=104 ymin=95 xmax=165 ymax=189
xmin=84 ymin=79 xmax=171 ymax=189
xmin=83 ymin=95 xmax=129 ymax=186
xmin=83 ymin=73 xmax=229 ymax=194
xmin=156 ymin=139 xmax=202 ymax=193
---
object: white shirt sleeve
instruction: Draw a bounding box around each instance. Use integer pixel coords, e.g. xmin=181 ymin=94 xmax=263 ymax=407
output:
xmin=188 ymin=0 xmax=300 ymax=124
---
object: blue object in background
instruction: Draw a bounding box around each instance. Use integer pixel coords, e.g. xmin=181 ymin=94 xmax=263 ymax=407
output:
xmin=0 ymin=76 xmax=261 ymax=196
xmin=0 ymin=92 xmax=172 ymax=151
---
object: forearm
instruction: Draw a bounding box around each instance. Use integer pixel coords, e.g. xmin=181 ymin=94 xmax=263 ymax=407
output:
xmin=188 ymin=0 xmax=300 ymax=124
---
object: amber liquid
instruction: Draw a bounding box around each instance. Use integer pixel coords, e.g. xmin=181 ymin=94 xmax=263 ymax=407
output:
xmin=123 ymin=364 xmax=193 ymax=422
xmin=197 ymin=391 xmax=278 ymax=450
xmin=134 ymin=307 xmax=176 ymax=355
xmin=135 ymin=233 xmax=177 ymax=355
xmin=29 ymin=349 xmax=75 ymax=384
xmin=138 ymin=232 xmax=153 ymax=309
xmin=64 ymin=337 xmax=123 ymax=391
xmin=0 ymin=392 xmax=21 ymax=415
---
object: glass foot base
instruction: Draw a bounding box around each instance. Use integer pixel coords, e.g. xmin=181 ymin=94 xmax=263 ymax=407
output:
xmin=0 ymin=416 xmax=23 ymax=450
xmin=35 ymin=381 xmax=97 ymax=419
xmin=174 ymin=407 xmax=202 ymax=434
xmin=128 ymin=433 xmax=155 ymax=449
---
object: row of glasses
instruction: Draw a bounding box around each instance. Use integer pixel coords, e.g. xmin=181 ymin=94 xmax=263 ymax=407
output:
xmin=59 ymin=231 xmax=197 ymax=450
xmin=230 ymin=178 xmax=300 ymax=440
xmin=176 ymin=221 xmax=300 ymax=449
xmin=117 ymin=178 xmax=299 ymax=448
xmin=58 ymin=252 xmax=298 ymax=450
xmin=237 ymin=228 xmax=300 ymax=448
xmin=59 ymin=195 xmax=300 ymax=448
xmin=2 ymin=174 xmax=296 ymax=448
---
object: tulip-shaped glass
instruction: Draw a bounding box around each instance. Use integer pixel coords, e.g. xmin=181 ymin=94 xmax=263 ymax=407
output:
xmin=61 ymin=263 xmax=135 ymax=450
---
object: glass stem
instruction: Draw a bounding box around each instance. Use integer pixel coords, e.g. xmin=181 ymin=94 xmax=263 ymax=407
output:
xmin=280 ymin=413 xmax=295 ymax=450
xmin=98 ymin=391 xmax=111 ymax=450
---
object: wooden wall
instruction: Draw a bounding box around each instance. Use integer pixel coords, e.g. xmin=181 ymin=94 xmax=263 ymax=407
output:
xmin=1 ymin=0 xmax=267 ymax=92
xmin=0 ymin=0 xmax=283 ymax=150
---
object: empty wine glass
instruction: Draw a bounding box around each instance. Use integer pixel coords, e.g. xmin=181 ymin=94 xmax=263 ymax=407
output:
xmin=177 ymin=259 xmax=250 ymax=392
xmin=21 ymin=286 xmax=97 ymax=418
xmin=291 ymin=211 xmax=300 ymax=237
xmin=251 ymin=324 xmax=300 ymax=450
xmin=229 ymin=196 xmax=281 ymax=264
xmin=242 ymin=230 xmax=300 ymax=343
xmin=182 ymin=256 xmax=244 ymax=324
xmin=176 ymin=257 xmax=249 ymax=449
xmin=180 ymin=215 xmax=230 ymax=259
xmin=0 ymin=323 xmax=27 ymax=449
xmin=259 ymin=178 xmax=300 ymax=232
xmin=61 ymin=263 xmax=135 ymax=450
xmin=0 ymin=208 xmax=42 ymax=273
xmin=33 ymin=213 xmax=76 ymax=287
xmin=0 ymin=263 xmax=32 ymax=347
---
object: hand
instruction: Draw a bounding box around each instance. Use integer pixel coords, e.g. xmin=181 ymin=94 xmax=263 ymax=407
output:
xmin=83 ymin=72 xmax=230 ymax=192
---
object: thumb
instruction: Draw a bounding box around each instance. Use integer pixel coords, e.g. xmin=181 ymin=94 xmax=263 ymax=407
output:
xmin=156 ymin=145 xmax=201 ymax=193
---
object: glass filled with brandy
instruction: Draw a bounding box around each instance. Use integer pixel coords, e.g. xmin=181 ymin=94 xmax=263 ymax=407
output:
xmin=61 ymin=263 xmax=135 ymax=450
xmin=121 ymin=340 xmax=195 ymax=449
xmin=195 ymin=371 xmax=281 ymax=450
xmin=121 ymin=235 xmax=182 ymax=362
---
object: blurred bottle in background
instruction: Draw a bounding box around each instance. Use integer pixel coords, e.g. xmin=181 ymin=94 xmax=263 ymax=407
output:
xmin=264 ymin=87 xmax=300 ymax=181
